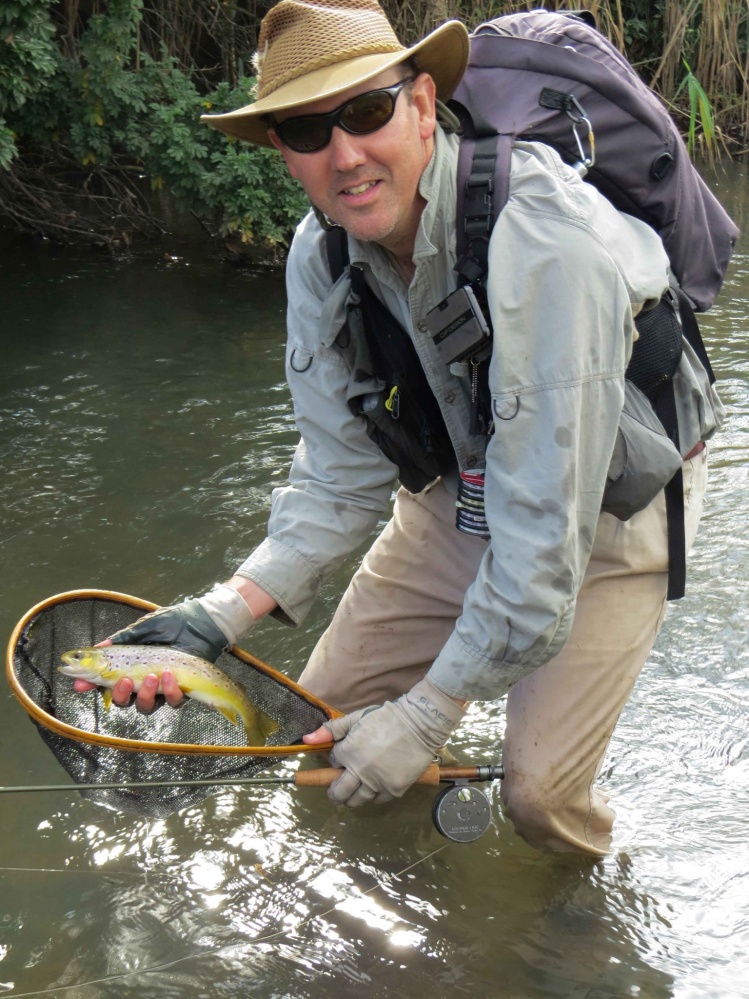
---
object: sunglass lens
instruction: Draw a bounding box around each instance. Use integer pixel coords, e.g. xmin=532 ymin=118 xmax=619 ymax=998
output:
xmin=277 ymin=83 xmax=405 ymax=152
xmin=341 ymin=91 xmax=395 ymax=134
xmin=280 ymin=118 xmax=331 ymax=153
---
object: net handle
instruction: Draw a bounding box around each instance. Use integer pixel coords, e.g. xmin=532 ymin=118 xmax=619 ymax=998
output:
xmin=6 ymin=588 xmax=342 ymax=756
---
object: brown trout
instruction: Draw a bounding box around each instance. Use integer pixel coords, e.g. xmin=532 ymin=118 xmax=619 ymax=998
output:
xmin=59 ymin=645 xmax=278 ymax=745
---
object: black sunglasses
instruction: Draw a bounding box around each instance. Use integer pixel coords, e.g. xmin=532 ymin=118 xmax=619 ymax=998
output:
xmin=273 ymin=79 xmax=414 ymax=154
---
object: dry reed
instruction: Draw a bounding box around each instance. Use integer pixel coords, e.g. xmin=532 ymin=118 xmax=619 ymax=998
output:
xmin=56 ymin=0 xmax=749 ymax=149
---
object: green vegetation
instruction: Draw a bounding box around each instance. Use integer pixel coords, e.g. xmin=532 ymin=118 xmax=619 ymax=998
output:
xmin=0 ymin=0 xmax=308 ymax=251
xmin=1 ymin=0 xmax=746 ymax=249
xmin=675 ymin=61 xmax=717 ymax=156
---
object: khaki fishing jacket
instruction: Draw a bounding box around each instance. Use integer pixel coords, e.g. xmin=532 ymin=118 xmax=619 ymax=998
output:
xmin=236 ymin=126 xmax=724 ymax=702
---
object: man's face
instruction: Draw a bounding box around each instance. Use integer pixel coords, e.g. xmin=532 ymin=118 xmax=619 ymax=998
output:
xmin=269 ymin=69 xmax=437 ymax=256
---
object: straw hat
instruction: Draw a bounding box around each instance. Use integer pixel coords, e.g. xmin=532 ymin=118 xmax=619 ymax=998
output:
xmin=201 ymin=0 xmax=470 ymax=147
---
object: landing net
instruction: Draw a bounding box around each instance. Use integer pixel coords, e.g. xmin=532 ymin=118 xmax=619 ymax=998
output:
xmin=7 ymin=590 xmax=336 ymax=817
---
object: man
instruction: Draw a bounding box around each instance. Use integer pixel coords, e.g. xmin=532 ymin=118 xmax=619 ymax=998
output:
xmin=77 ymin=0 xmax=722 ymax=854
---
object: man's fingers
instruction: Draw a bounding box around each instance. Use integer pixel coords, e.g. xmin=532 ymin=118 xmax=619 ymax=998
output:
xmin=327 ymin=769 xmax=379 ymax=808
xmin=72 ymin=677 xmax=134 ymax=704
xmin=302 ymin=724 xmax=333 ymax=745
xmin=327 ymin=768 xmax=364 ymax=806
xmin=112 ymin=677 xmax=135 ymax=706
xmin=73 ymin=679 xmax=98 ymax=692
xmin=160 ymin=670 xmax=185 ymax=708
xmin=134 ymin=674 xmax=160 ymax=713
xmin=345 ymin=783 xmax=379 ymax=808
xmin=73 ymin=671 xmax=184 ymax=712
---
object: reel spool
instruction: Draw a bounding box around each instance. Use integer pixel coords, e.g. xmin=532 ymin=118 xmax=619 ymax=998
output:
xmin=432 ymin=781 xmax=494 ymax=843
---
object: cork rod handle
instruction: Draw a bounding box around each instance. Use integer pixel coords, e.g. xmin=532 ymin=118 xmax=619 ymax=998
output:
xmin=292 ymin=764 xmax=493 ymax=788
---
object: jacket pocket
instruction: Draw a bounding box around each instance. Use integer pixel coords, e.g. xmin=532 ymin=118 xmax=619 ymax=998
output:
xmin=602 ymin=380 xmax=683 ymax=521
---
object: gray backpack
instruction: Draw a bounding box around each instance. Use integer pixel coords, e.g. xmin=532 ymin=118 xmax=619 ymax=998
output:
xmin=449 ymin=9 xmax=738 ymax=311
xmin=327 ymin=10 xmax=738 ymax=598
xmin=445 ymin=9 xmax=738 ymax=599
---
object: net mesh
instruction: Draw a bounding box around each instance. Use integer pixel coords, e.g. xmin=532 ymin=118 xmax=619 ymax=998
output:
xmin=10 ymin=595 xmax=331 ymax=818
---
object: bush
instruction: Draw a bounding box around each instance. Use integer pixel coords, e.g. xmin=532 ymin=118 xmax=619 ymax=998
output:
xmin=0 ymin=0 xmax=58 ymax=169
xmin=1 ymin=0 xmax=309 ymax=250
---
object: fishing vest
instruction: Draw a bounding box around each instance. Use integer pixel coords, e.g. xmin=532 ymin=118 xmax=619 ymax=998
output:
xmin=327 ymin=231 xmax=456 ymax=495
xmin=326 ymin=212 xmax=711 ymax=603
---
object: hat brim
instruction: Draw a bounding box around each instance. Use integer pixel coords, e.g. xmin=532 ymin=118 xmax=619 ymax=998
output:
xmin=201 ymin=19 xmax=470 ymax=147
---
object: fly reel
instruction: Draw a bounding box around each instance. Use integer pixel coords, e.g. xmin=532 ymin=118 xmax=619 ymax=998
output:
xmin=431 ymin=764 xmax=502 ymax=843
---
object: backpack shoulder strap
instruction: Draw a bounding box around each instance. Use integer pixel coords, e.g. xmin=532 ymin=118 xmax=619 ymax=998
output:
xmin=674 ymin=287 xmax=716 ymax=385
xmin=325 ymin=224 xmax=349 ymax=284
xmin=453 ymin=125 xmax=514 ymax=286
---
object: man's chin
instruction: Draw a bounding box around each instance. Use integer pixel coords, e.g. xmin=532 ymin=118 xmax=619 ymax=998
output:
xmin=330 ymin=212 xmax=398 ymax=246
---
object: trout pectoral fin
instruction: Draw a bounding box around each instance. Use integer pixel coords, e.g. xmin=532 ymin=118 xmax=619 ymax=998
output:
xmin=102 ymin=689 xmax=112 ymax=712
xmin=216 ymin=705 xmax=241 ymax=728
xmin=260 ymin=714 xmax=280 ymax=741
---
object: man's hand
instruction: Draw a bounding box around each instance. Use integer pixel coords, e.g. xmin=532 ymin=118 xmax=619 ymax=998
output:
xmin=72 ymin=581 xmax=261 ymax=710
xmin=74 ymin=664 xmax=186 ymax=712
xmin=303 ymin=677 xmax=467 ymax=807
xmin=109 ymin=580 xmax=264 ymax=660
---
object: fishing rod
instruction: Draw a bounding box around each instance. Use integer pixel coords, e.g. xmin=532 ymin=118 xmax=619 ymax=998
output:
xmin=0 ymin=763 xmax=505 ymax=843
xmin=0 ymin=763 xmax=503 ymax=794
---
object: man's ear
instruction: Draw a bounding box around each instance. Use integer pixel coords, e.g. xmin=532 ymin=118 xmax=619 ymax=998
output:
xmin=268 ymin=127 xmax=299 ymax=178
xmin=411 ymin=73 xmax=437 ymax=141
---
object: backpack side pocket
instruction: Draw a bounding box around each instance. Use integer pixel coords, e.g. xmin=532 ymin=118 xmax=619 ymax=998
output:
xmin=602 ymin=379 xmax=683 ymax=520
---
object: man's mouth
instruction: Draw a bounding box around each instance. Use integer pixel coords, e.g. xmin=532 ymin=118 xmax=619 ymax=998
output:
xmin=342 ymin=180 xmax=378 ymax=196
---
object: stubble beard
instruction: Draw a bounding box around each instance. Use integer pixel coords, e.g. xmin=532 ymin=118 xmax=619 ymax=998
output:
xmin=323 ymin=182 xmax=416 ymax=252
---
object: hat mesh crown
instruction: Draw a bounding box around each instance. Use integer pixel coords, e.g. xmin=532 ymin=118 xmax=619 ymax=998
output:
xmin=256 ymin=0 xmax=407 ymax=99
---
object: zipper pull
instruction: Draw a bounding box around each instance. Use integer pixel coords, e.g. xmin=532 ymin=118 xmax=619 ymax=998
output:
xmin=469 ymin=358 xmax=480 ymax=436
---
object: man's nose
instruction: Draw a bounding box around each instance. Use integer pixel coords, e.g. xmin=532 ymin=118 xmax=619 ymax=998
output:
xmin=328 ymin=125 xmax=367 ymax=172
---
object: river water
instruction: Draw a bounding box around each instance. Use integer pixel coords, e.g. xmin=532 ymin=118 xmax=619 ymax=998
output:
xmin=1 ymin=162 xmax=747 ymax=999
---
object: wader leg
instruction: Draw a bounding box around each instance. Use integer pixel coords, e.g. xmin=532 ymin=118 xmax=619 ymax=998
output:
xmin=300 ymin=449 xmax=708 ymax=855
xmin=501 ymin=446 xmax=707 ymax=855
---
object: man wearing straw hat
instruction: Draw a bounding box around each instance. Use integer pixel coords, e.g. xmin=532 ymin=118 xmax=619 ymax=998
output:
xmin=87 ymin=0 xmax=718 ymax=854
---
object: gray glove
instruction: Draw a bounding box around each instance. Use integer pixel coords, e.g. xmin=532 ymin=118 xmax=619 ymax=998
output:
xmin=110 ymin=583 xmax=255 ymax=663
xmin=326 ymin=677 xmax=467 ymax=807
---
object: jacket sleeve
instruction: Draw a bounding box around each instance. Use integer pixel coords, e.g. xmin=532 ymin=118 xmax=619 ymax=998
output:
xmin=235 ymin=214 xmax=398 ymax=626
xmin=428 ymin=149 xmax=670 ymax=701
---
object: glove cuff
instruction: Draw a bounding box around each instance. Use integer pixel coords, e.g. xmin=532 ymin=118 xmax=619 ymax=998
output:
xmin=198 ymin=584 xmax=256 ymax=647
xmin=402 ymin=677 xmax=467 ymax=749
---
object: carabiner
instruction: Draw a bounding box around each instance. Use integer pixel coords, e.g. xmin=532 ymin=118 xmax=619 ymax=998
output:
xmin=563 ymin=95 xmax=595 ymax=177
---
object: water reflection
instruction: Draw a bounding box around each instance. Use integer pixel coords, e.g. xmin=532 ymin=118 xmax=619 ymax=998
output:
xmin=1 ymin=159 xmax=749 ymax=997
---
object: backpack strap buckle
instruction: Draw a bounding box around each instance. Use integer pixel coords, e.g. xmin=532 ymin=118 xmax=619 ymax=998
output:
xmin=455 ymin=133 xmax=512 ymax=286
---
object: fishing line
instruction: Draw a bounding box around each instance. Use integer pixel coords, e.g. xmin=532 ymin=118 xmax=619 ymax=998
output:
xmin=0 ymin=866 xmax=185 ymax=882
xmin=5 ymin=844 xmax=450 ymax=998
